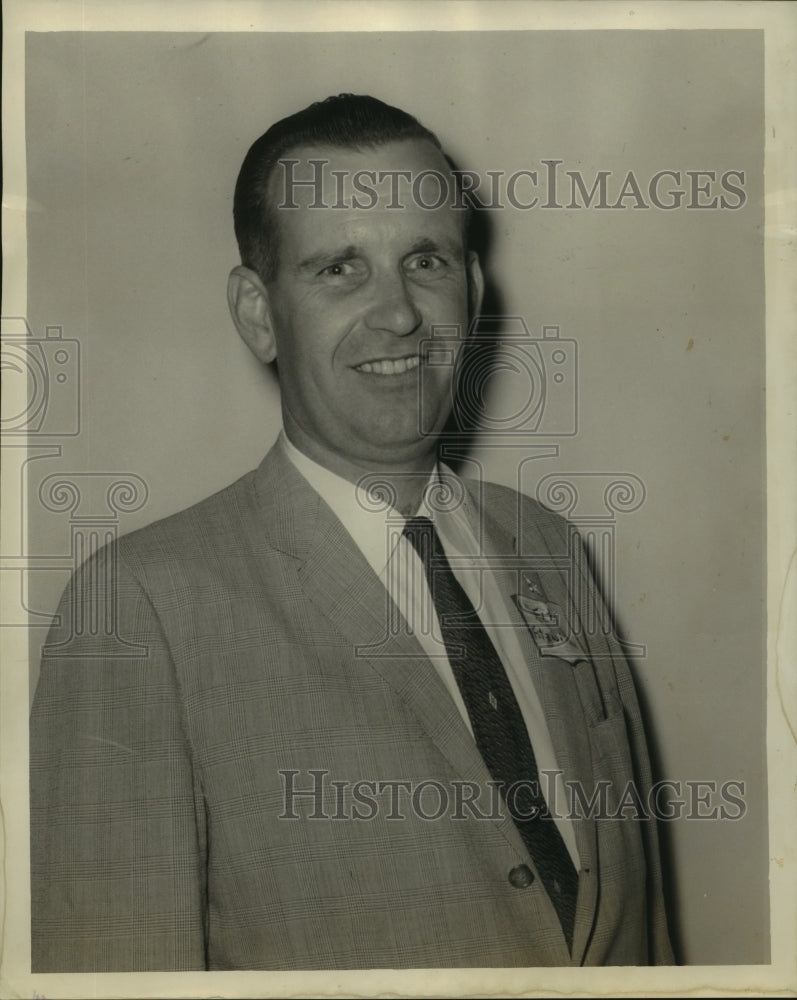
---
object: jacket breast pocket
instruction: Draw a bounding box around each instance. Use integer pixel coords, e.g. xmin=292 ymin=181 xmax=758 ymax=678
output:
xmin=587 ymin=707 xmax=637 ymax=791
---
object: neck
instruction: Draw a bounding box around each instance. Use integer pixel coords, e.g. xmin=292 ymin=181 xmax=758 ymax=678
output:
xmin=283 ymin=426 xmax=438 ymax=517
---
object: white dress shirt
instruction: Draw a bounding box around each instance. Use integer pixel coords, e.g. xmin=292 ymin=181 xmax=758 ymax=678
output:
xmin=279 ymin=431 xmax=579 ymax=867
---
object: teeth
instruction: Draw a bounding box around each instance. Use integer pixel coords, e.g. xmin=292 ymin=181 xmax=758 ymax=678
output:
xmin=357 ymin=355 xmax=420 ymax=376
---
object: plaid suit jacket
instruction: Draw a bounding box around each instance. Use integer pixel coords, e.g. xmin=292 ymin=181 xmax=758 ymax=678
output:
xmin=30 ymin=443 xmax=673 ymax=970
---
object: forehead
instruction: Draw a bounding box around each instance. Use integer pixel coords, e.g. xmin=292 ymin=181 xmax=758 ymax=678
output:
xmin=267 ymin=138 xmax=465 ymax=254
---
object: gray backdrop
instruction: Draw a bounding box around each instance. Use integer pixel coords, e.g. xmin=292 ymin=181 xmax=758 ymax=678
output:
xmin=23 ymin=30 xmax=766 ymax=965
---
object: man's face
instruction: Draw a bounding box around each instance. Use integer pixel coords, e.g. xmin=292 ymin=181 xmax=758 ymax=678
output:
xmin=256 ymin=139 xmax=481 ymax=476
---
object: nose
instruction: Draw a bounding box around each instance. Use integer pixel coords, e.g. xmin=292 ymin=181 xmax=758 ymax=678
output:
xmin=363 ymin=268 xmax=422 ymax=337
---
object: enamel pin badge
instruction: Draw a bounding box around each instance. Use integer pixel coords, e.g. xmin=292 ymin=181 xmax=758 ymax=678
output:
xmin=512 ymin=574 xmax=589 ymax=665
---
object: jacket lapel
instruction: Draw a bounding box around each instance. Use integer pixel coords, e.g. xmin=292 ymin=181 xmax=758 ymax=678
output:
xmin=251 ymin=446 xmax=533 ymax=864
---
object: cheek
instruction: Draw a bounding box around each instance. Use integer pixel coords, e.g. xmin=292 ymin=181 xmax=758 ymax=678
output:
xmin=277 ymin=317 xmax=348 ymax=408
xmin=418 ymin=280 xmax=470 ymax=326
xmin=272 ymin=300 xmax=325 ymax=367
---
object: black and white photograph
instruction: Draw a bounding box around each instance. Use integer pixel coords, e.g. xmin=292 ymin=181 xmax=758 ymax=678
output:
xmin=1 ymin=2 xmax=795 ymax=997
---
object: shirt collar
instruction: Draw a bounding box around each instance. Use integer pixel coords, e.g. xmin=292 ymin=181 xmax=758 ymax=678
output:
xmin=277 ymin=431 xmax=474 ymax=575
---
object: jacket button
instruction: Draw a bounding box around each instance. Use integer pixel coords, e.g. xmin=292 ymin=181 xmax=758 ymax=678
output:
xmin=508 ymin=864 xmax=534 ymax=888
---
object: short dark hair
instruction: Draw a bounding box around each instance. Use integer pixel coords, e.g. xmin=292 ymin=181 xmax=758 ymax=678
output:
xmin=233 ymin=93 xmax=461 ymax=283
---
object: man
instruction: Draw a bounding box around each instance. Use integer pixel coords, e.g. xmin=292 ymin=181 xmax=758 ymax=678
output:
xmin=30 ymin=94 xmax=673 ymax=970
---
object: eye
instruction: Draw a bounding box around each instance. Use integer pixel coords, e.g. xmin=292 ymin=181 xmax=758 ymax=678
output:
xmin=406 ymin=254 xmax=446 ymax=274
xmin=319 ymin=261 xmax=356 ymax=277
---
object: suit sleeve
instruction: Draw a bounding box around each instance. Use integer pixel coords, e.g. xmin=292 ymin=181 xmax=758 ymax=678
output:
xmin=570 ymin=525 xmax=675 ymax=965
xmin=30 ymin=543 xmax=208 ymax=972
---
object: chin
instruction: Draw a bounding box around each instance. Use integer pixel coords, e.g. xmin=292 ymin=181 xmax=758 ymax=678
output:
xmin=351 ymin=432 xmax=437 ymax=467
xmin=367 ymin=406 xmax=446 ymax=444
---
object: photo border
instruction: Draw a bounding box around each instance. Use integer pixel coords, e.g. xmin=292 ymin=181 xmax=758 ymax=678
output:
xmin=2 ymin=2 xmax=795 ymax=997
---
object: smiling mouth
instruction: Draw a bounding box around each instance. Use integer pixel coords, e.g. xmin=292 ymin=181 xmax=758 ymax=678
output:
xmin=354 ymin=355 xmax=421 ymax=376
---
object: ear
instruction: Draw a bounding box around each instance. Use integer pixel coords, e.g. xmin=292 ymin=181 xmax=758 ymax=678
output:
xmin=466 ymin=251 xmax=485 ymax=319
xmin=227 ymin=265 xmax=278 ymax=364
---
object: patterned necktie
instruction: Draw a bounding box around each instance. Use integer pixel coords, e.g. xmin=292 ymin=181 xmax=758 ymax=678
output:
xmin=403 ymin=516 xmax=578 ymax=950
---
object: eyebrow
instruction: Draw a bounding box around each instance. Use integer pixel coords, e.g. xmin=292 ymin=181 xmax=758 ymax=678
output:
xmin=405 ymin=236 xmax=464 ymax=259
xmin=296 ymin=236 xmax=465 ymax=274
xmin=297 ymin=245 xmax=361 ymax=273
